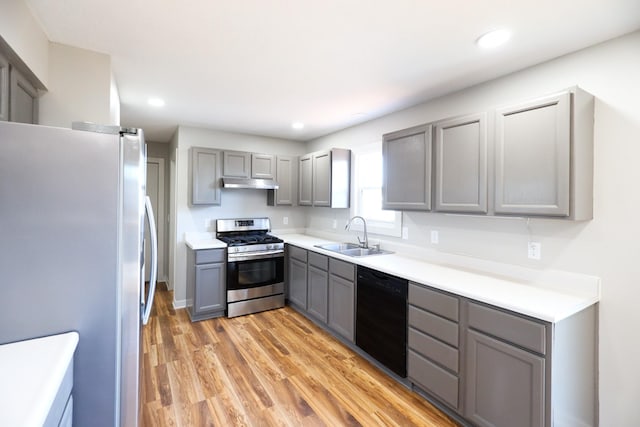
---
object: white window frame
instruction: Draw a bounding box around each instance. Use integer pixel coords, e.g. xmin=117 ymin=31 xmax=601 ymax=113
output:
xmin=350 ymin=141 xmax=402 ymax=238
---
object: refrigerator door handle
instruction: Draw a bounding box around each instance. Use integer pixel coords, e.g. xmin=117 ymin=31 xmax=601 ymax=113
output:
xmin=142 ymin=195 xmax=158 ymax=325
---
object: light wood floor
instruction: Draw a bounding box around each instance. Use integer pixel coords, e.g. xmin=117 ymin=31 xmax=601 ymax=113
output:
xmin=142 ymin=285 xmax=458 ymax=426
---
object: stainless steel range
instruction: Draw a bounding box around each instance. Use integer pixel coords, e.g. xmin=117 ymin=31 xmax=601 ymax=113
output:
xmin=216 ymin=218 xmax=285 ymax=318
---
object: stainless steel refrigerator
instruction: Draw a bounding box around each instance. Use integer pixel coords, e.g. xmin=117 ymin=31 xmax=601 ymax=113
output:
xmin=0 ymin=121 xmax=158 ymax=426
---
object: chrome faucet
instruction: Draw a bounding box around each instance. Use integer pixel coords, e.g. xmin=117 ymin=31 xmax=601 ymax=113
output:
xmin=345 ymin=216 xmax=368 ymax=249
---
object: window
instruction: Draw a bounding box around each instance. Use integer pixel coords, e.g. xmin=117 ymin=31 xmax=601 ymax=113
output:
xmin=352 ymin=142 xmax=402 ymax=237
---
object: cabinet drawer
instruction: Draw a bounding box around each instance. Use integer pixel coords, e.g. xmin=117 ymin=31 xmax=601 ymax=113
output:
xmin=409 ymin=306 xmax=458 ymax=347
xmin=409 ymin=350 xmax=458 ymax=409
xmin=308 ymin=252 xmax=328 ymax=270
xmin=409 ymin=327 xmax=458 ymax=374
xmin=288 ymin=245 xmax=307 ymax=262
xmin=195 ymin=249 xmax=225 ymax=264
xmin=409 ymin=282 xmax=459 ymax=321
xmin=467 ymin=302 xmax=547 ymax=354
xmin=329 ymin=258 xmax=355 ymax=281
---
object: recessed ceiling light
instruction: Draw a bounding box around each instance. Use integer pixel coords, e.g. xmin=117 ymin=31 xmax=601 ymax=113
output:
xmin=292 ymin=122 xmax=304 ymax=130
xmin=147 ymin=97 xmax=165 ymax=107
xmin=476 ymin=29 xmax=511 ymax=49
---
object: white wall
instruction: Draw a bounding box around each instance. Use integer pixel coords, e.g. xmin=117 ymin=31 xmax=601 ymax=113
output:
xmin=0 ymin=0 xmax=49 ymax=86
xmin=171 ymin=126 xmax=306 ymax=303
xmin=38 ymin=43 xmax=114 ymax=127
xmin=308 ymin=31 xmax=640 ymax=425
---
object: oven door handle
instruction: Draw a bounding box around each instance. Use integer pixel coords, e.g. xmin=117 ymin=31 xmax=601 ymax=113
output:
xmin=228 ymin=250 xmax=284 ymax=262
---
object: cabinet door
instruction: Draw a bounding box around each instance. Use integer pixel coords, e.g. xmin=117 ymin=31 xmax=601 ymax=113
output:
xmin=434 ymin=113 xmax=487 ymax=213
xmin=328 ymin=274 xmax=354 ymax=341
xmin=269 ymin=156 xmax=296 ymax=205
xmin=288 ymin=257 xmax=308 ymax=309
xmin=383 ymin=124 xmax=432 ymax=210
xmin=191 ymin=147 xmax=221 ymax=205
xmin=251 ymin=153 xmax=275 ymax=179
xmin=465 ymin=330 xmax=545 ymax=427
xmin=307 ymin=265 xmax=328 ymax=322
xmin=9 ymin=66 xmax=38 ymax=124
xmin=495 ymin=92 xmax=570 ymax=216
xmin=312 ymin=151 xmax=331 ymax=207
xmin=299 ymin=154 xmax=313 ymax=206
xmin=0 ymin=53 xmax=8 ymax=121
xmin=194 ymin=263 xmax=226 ymax=314
xmin=223 ymin=150 xmax=251 ymax=178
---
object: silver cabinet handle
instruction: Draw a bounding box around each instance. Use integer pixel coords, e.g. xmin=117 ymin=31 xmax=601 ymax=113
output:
xmin=142 ymin=195 xmax=158 ymax=325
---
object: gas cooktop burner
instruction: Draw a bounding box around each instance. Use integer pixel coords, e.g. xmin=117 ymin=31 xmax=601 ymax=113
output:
xmin=218 ymin=232 xmax=283 ymax=247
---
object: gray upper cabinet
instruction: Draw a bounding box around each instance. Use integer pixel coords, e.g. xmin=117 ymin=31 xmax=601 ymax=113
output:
xmin=299 ymin=154 xmax=313 ymax=206
xmin=0 ymin=53 xmax=8 ymax=122
xmin=434 ymin=113 xmax=488 ymax=213
xmin=251 ymin=153 xmax=275 ymax=179
xmin=267 ymin=155 xmax=298 ymax=206
xmin=0 ymin=51 xmax=39 ymax=124
xmin=9 ymin=66 xmax=38 ymax=124
xmin=312 ymin=151 xmax=331 ymax=206
xmin=222 ymin=150 xmax=251 ymax=178
xmin=495 ymin=91 xmax=571 ymax=217
xmin=299 ymin=148 xmax=350 ymax=208
xmin=383 ymin=124 xmax=432 ymax=210
xmin=191 ymin=147 xmax=221 ymax=205
xmin=494 ymin=88 xmax=595 ymax=220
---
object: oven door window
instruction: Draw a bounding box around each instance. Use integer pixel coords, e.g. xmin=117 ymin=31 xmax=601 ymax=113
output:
xmin=227 ymin=257 xmax=284 ymax=290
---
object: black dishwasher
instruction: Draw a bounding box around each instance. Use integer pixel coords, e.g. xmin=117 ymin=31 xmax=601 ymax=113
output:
xmin=356 ymin=265 xmax=408 ymax=377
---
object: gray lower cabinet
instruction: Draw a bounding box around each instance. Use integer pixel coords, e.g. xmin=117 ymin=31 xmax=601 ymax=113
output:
xmin=494 ymin=88 xmax=594 ymax=219
xmin=382 ymin=124 xmax=432 ymax=210
xmin=187 ymin=248 xmax=226 ymax=321
xmin=307 ymin=252 xmax=329 ymax=322
xmin=465 ymin=329 xmax=545 ymax=427
xmin=328 ymin=258 xmax=355 ymax=342
xmin=191 ymin=147 xmax=222 ymax=205
xmin=463 ymin=300 xmax=596 ymax=427
xmin=434 ymin=112 xmax=488 ymax=213
xmin=287 ymin=245 xmax=308 ymax=309
xmin=267 ymin=155 xmax=297 ymax=206
xmin=408 ymin=283 xmax=460 ymax=410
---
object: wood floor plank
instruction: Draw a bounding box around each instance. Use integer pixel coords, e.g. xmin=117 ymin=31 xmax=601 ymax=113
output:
xmin=142 ymin=286 xmax=458 ymax=427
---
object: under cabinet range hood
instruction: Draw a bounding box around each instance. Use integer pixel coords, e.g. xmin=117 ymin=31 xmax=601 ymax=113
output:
xmin=221 ymin=177 xmax=279 ymax=190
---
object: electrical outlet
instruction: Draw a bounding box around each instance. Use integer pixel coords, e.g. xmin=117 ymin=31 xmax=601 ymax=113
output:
xmin=528 ymin=242 xmax=541 ymax=260
xmin=283 ymin=216 xmax=288 ymax=225
xmin=402 ymin=226 xmax=409 ymax=240
xmin=431 ymin=230 xmax=439 ymax=244
xmin=332 ymin=219 xmax=337 ymax=229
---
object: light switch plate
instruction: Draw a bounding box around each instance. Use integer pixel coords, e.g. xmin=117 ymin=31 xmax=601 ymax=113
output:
xmin=283 ymin=216 xmax=288 ymax=225
xmin=402 ymin=226 xmax=409 ymax=239
xmin=431 ymin=230 xmax=439 ymax=244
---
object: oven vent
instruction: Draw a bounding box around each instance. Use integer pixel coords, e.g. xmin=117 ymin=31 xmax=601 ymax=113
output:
xmin=221 ymin=177 xmax=279 ymax=190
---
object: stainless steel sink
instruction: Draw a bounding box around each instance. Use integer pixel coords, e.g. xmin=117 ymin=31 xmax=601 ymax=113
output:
xmin=314 ymin=242 xmax=393 ymax=257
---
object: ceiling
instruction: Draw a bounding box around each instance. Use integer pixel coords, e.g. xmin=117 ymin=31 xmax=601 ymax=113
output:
xmin=26 ymin=0 xmax=640 ymax=143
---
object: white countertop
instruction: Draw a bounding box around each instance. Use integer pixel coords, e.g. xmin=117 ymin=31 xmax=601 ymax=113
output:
xmin=183 ymin=231 xmax=599 ymax=322
xmin=0 ymin=331 xmax=79 ymax=427
xmin=185 ymin=236 xmax=226 ymax=250
xmin=280 ymin=234 xmax=599 ymax=323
